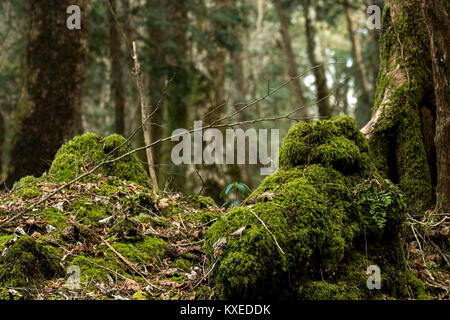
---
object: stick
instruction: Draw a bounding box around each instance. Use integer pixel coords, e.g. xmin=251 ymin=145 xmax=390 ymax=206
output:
xmin=249 ymin=209 xmax=285 ymax=255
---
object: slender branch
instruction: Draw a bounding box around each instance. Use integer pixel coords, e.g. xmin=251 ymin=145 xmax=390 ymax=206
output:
xmin=132 ymin=41 xmax=159 ymax=192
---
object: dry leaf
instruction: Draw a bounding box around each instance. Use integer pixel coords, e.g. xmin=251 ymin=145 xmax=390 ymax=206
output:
xmin=124 ymin=279 xmax=140 ymax=292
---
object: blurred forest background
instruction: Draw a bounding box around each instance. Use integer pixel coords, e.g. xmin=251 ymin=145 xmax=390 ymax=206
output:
xmin=0 ymin=0 xmax=384 ymax=200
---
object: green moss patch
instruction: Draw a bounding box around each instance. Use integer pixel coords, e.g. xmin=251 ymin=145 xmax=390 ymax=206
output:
xmin=48 ymin=133 xmax=150 ymax=187
xmin=206 ymin=116 xmax=420 ymax=299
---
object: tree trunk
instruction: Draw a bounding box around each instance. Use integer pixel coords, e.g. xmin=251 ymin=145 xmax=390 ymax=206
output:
xmin=232 ymin=42 xmax=253 ymax=187
xmin=274 ymin=0 xmax=308 ymax=119
xmin=365 ymin=0 xmax=385 ymax=97
xmin=160 ymin=0 xmax=191 ymax=191
xmin=146 ymin=0 xmax=167 ymax=179
xmin=363 ymin=0 xmax=436 ymax=214
xmin=6 ymin=0 xmax=90 ymax=185
xmin=422 ymin=0 xmax=450 ymax=213
xmin=108 ymin=0 xmax=125 ymax=136
xmin=302 ymin=0 xmax=331 ymax=118
xmin=344 ymin=0 xmax=372 ymax=127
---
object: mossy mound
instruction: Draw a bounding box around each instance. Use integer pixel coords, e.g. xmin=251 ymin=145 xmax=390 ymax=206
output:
xmin=0 ymin=236 xmax=63 ymax=298
xmin=205 ymin=116 xmax=425 ymax=299
xmin=48 ymin=133 xmax=150 ymax=187
xmin=279 ymin=115 xmax=372 ymax=175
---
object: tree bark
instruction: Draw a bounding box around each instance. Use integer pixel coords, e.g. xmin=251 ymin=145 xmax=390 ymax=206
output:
xmin=363 ymin=0 xmax=436 ymax=214
xmin=302 ymin=0 xmax=331 ymax=118
xmin=274 ymin=0 xmax=309 ymax=119
xmin=344 ymin=0 xmax=372 ymax=127
xmin=365 ymin=0 xmax=385 ymax=98
xmin=160 ymin=0 xmax=191 ymax=190
xmin=108 ymin=0 xmax=125 ymax=136
xmin=6 ymin=0 xmax=90 ymax=185
xmin=422 ymin=0 xmax=450 ymax=213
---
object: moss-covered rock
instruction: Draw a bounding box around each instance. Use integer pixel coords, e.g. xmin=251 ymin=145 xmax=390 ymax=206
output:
xmin=48 ymin=133 xmax=150 ymax=187
xmin=205 ymin=116 xmax=420 ymax=299
xmin=0 ymin=236 xmax=63 ymax=294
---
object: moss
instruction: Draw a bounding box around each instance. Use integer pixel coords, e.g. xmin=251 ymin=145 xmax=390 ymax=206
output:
xmin=206 ymin=165 xmax=360 ymax=299
xmin=69 ymin=255 xmax=122 ymax=286
xmin=107 ymin=236 xmax=168 ymax=264
xmin=407 ymin=272 xmax=430 ymax=300
xmin=0 ymin=235 xmax=14 ymax=251
xmin=368 ymin=0 xmax=435 ymax=213
xmin=12 ymin=176 xmax=42 ymax=199
xmin=132 ymin=291 xmax=149 ymax=300
xmin=48 ymin=133 xmax=150 ymax=187
xmin=69 ymin=198 xmax=110 ymax=226
xmin=40 ymin=207 xmax=70 ymax=230
xmin=298 ymin=281 xmax=361 ymax=300
xmin=205 ymin=116 xmax=416 ymax=299
xmin=279 ymin=116 xmax=371 ymax=175
xmin=172 ymin=258 xmax=194 ymax=271
xmin=0 ymin=236 xmax=63 ymax=292
xmin=188 ymin=195 xmax=218 ymax=209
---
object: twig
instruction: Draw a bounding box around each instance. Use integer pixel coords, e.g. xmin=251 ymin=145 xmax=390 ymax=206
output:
xmin=249 ymin=209 xmax=285 ymax=255
xmin=100 ymin=236 xmax=138 ymax=273
xmin=195 ymin=170 xmax=205 ymax=196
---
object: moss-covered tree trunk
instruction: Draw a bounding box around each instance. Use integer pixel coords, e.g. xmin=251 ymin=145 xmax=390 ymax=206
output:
xmin=421 ymin=0 xmax=450 ymax=213
xmin=362 ymin=0 xmax=436 ymax=214
xmin=6 ymin=0 xmax=90 ymax=186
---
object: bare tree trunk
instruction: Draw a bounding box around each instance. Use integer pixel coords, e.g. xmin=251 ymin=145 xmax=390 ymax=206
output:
xmin=160 ymin=0 xmax=191 ymax=191
xmin=6 ymin=0 xmax=90 ymax=185
xmin=363 ymin=0 xmax=436 ymax=214
xmin=422 ymin=0 xmax=450 ymax=213
xmin=302 ymin=0 xmax=331 ymax=118
xmin=274 ymin=0 xmax=308 ymax=119
xmin=108 ymin=0 xmax=125 ymax=135
xmin=365 ymin=0 xmax=384 ymax=97
xmin=344 ymin=0 xmax=372 ymax=127
xmin=146 ymin=0 xmax=167 ymax=179
xmin=232 ymin=38 xmax=253 ymax=188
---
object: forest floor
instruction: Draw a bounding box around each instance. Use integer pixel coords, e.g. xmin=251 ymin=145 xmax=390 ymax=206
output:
xmin=0 ymin=176 xmax=448 ymax=300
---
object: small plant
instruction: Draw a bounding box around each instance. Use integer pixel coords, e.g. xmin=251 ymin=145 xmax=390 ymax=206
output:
xmin=355 ymin=178 xmax=399 ymax=230
xmin=220 ymin=182 xmax=252 ymax=209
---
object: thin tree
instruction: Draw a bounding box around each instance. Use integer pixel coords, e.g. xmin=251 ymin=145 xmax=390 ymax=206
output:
xmin=422 ymin=0 xmax=450 ymax=213
xmin=343 ymin=0 xmax=372 ymax=127
xmin=274 ymin=0 xmax=309 ymax=119
xmin=302 ymin=0 xmax=331 ymax=118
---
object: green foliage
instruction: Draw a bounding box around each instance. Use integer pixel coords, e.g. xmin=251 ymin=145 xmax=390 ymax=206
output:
xmin=220 ymin=182 xmax=252 ymax=208
xmin=355 ymin=179 xmax=405 ymax=230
